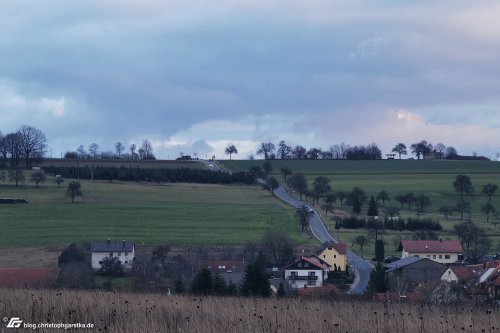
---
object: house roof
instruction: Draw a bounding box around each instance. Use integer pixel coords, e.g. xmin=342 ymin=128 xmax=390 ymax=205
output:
xmin=385 ymin=256 xmax=424 ymax=272
xmin=448 ymin=265 xmax=483 ymax=282
xmin=90 ymin=240 xmax=134 ymax=252
xmin=316 ymin=241 xmax=348 ymax=255
xmin=285 ymin=256 xmax=328 ymax=270
xmin=0 ymin=268 xmax=59 ymax=288
xmin=399 ymin=240 xmax=463 ymax=253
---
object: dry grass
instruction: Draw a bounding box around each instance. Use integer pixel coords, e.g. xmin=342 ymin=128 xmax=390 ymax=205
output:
xmin=0 ymin=289 xmax=498 ymax=333
xmin=0 ymin=246 xmax=61 ymax=268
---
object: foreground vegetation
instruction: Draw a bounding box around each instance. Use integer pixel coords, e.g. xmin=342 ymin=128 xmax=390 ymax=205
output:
xmin=0 ymin=288 xmax=498 ymax=333
xmin=0 ymin=179 xmax=303 ymax=246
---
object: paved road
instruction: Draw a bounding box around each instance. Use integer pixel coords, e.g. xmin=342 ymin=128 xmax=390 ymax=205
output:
xmin=273 ymin=185 xmax=373 ymax=294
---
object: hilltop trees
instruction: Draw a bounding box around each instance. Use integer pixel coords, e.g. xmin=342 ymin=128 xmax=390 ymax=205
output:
xmin=256 ymin=142 xmax=275 ymax=160
xmin=410 ymin=140 xmax=433 ymax=160
xmin=391 ymin=143 xmax=407 ymax=159
xmin=224 ymin=144 xmax=238 ymax=160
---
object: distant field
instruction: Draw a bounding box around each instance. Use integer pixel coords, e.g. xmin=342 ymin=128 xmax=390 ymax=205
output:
xmin=221 ymin=159 xmax=500 ymax=219
xmin=0 ymin=179 xmax=304 ymax=247
xmin=221 ymin=159 xmax=500 ymax=257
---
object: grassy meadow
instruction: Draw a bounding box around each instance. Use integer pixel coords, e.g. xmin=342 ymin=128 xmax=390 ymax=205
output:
xmin=0 ymin=177 xmax=304 ymax=247
xmin=0 ymin=288 xmax=498 ymax=333
xmin=221 ymin=159 xmax=500 ymax=257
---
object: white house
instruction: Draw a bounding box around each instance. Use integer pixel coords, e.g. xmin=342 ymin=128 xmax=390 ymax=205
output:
xmin=284 ymin=256 xmax=330 ymax=289
xmin=90 ymin=240 xmax=135 ymax=271
xmin=398 ymin=240 xmax=463 ymax=264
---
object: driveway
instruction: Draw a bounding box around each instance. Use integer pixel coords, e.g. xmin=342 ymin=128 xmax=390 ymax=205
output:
xmin=272 ymin=185 xmax=373 ymax=294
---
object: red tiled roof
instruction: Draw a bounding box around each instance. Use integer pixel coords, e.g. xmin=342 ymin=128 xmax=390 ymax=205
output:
xmin=302 ymin=257 xmax=328 ymax=270
xmin=0 ymin=268 xmax=59 ymax=288
xmin=400 ymin=240 xmax=463 ymax=253
xmin=450 ymin=265 xmax=483 ymax=282
xmin=331 ymin=243 xmax=347 ymax=255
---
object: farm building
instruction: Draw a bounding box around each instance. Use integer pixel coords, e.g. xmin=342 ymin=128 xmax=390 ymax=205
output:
xmin=386 ymin=257 xmax=447 ymax=290
xmin=398 ymin=239 xmax=463 ymax=264
xmin=90 ymin=240 xmax=135 ymax=271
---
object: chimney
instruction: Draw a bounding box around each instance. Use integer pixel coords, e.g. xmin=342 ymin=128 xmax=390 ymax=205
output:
xmin=122 ymin=240 xmax=126 ymax=247
xmin=107 ymin=238 xmax=110 ymax=245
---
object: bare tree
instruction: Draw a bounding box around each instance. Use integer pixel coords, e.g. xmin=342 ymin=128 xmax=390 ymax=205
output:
xmin=139 ymin=139 xmax=155 ymax=160
xmin=391 ymin=143 xmax=407 ymax=159
xmin=18 ymin=125 xmax=47 ymax=167
xmin=115 ymin=142 xmax=125 ymax=157
xmin=256 ymin=142 xmax=275 ymax=160
xmin=434 ymin=143 xmax=447 ymax=159
xmin=277 ymin=141 xmax=292 ymax=159
xmin=8 ymin=168 xmax=25 ymax=186
xmin=31 ymin=170 xmax=46 ymax=187
xmin=67 ymin=181 xmax=82 ymax=203
xmin=88 ymin=143 xmax=100 ymax=159
xmin=4 ymin=132 xmax=22 ymax=167
xmin=76 ymin=145 xmax=86 ymax=159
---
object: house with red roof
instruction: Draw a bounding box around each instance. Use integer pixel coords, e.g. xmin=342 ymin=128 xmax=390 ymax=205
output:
xmin=315 ymin=241 xmax=348 ymax=272
xmin=284 ymin=256 xmax=330 ymax=289
xmin=398 ymin=240 xmax=463 ymax=264
xmin=440 ymin=265 xmax=484 ymax=284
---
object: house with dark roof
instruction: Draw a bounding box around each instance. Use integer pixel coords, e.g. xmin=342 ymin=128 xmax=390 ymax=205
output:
xmin=90 ymin=240 xmax=135 ymax=271
xmin=386 ymin=257 xmax=447 ymax=291
xmin=398 ymin=240 xmax=463 ymax=264
xmin=284 ymin=256 xmax=330 ymax=289
xmin=315 ymin=241 xmax=347 ymax=272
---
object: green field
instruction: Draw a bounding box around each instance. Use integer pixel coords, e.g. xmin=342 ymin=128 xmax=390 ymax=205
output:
xmin=221 ymin=159 xmax=500 ymax=257
xmin=221 ymin=159 xmax=500 ymax=219
xmin=0 ymin=179 xmax=304 ymax=246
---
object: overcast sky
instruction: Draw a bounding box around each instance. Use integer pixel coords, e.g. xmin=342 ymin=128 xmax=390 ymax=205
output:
xmin=1 ymin=0 xmax=500 ymax=159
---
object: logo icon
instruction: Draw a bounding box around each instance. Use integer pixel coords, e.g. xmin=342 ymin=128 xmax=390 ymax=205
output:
xmin=6 ymin=317 xmax=22 ymax=328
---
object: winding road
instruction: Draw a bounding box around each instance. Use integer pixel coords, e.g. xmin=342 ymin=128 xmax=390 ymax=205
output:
xmin=197 ymin=160 xmax=373 ymax=294
xmin=272 ymin=185 xmax=373 ymax=294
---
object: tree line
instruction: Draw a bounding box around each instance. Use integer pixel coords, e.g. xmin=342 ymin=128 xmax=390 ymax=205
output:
xmin=0 ymin=125 xmax=47 ymax=168
xmin=221 ymin=139 xmax=491 ymax=160
xmin=65 ymin=139 xmax=156 ymax=160
xmin=44 ymin=165 xmax=255 ymax=184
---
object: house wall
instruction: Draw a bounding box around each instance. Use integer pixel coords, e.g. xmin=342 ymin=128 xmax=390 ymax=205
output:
xmin=402 ymin=250 xmax=459 ymax=264
xmin=441 ymin=268 xmax=459 ymax=283
xmin=284 ymin=268 xmax=326 ymax=288
xmin=318 ymin=248 xmax=346 ymax=271
xmin=91 ymin=250 xmax=135 ymax=271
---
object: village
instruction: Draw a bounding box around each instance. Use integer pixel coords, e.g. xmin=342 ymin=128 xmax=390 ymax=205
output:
xmin=0 ymin=237 xmax=498 ymax=304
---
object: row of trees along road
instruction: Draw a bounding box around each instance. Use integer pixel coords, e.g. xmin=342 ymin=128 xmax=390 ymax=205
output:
xmin=0 ymin=125 xmax=47 ymax=168
xmin=230 ymin=139 xmax=471 ymax=160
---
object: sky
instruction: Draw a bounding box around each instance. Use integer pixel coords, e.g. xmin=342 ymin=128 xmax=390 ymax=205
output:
xmin=1 ymin=0 xmax=500 ymax=159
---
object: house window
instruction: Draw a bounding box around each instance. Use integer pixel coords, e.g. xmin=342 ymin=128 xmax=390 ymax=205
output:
xmin=414 ymin=255 xmax=419 ymax=258
xmin=427 ymin=255 xmax=431 ymax=259
xmin=109 ymin=252 xmax=113 ymax=257
xmin=334 ymin=255 xmax=337 ymax=259
xmin=98 ymin=261 xmax=103 ymax=265
xmin=290 ymin=271 xmax=297 ymax=276
xmin=439 ymin=255 xmax=442 ymax=259
xmin=432 ymin=255 xmax=436 ymax=259
xmin=444 ymin=255 xmax=451 ymax=259
xmin=124 ymin=261 xmax=128 ymax=264
xmin=323 ymin=255 xmax=326 ymax=258
xmin=308 ymin=281 xmax=316 ymax=286
xmin=308 ymin=272 xmax=316 ymax=276
xmin=125 ymin=252 xmax=128 ymax=256
xmin=118 ymin=252 xmax=122 ymax=256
